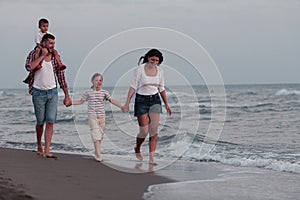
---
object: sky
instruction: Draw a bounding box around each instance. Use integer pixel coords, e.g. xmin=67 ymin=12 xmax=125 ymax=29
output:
xmin=0 ymin=0 xmax=299 ymax=89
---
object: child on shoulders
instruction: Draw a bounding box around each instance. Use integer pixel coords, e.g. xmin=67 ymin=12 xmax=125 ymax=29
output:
xmin=34 ymin=18 xmax=66 ymax=71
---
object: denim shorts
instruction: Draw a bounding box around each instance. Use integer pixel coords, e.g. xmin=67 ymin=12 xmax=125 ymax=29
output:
xmin=32 ymin=87 xmax=58 ymax=124
xmin=134 ymin=93 xmax=162 ymax=116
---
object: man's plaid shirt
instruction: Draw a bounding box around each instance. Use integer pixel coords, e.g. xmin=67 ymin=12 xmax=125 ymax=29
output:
xmin=24 ymin=49 xmax=68 ymax=95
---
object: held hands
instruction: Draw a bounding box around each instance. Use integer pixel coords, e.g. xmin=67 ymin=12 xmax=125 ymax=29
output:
xmin=120 ymin=106 xmax=126 ymax=113
xmin=123 ymin=103 xmax=130 ymax=112
xmin=63 ymin=96 xmax=72 ymax=107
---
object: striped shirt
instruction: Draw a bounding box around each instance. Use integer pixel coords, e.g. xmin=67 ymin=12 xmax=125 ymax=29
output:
xmin=24 ymin=49 xmax=68 ymax=95
xmin=81 ymin=89 xmax=112 ymax=118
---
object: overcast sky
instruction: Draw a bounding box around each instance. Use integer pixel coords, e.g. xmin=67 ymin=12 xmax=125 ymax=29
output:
xmin=0 ymin=0 xmax=299 ymax=89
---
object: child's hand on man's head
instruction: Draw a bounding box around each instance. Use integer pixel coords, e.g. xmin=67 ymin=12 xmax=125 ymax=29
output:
xmin=41 ymin=47 xmax=49 ymax=56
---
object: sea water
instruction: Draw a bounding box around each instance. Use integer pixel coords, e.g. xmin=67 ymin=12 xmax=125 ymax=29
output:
xmin=1 ymin=84 xmax=300 ymax=199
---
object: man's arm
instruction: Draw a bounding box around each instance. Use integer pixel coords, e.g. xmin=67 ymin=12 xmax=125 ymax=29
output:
xmin=54 ymin=52 xmax=71 ymax=107
xmin=56 ymin=60 xmax=69 ymax=106
xmin=61 ymin=87 xmax=72 ymax=107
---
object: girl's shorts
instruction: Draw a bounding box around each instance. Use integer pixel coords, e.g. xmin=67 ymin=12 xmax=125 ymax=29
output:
xmin=88 ymin=117 xmax=105 ymax=142
xmin=134 ymin=93 xmax=162 ymax=117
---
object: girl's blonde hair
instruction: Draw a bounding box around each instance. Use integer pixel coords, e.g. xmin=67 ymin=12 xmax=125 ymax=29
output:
xmin=91 ymin=73 xmax=103 ymax=88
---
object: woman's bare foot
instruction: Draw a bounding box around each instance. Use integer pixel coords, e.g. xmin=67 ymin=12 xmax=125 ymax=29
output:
xmin=149 ymin=152 xmax=157 ymax=165
xmin=149 ymin=161 xmax=158 ymax=166
xmin=135 ymin=163 xmax=143 ymax=170
xmin=134 ymin=147 xmax=143 ymax=161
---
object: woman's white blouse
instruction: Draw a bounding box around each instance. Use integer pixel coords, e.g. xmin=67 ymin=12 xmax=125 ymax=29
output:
xmin=130 ymin=64 xmax=165 ymax=95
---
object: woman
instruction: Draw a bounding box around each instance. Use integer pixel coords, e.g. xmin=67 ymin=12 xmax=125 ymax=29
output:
xmin=124 ymin=49 xmax=172 ymax=165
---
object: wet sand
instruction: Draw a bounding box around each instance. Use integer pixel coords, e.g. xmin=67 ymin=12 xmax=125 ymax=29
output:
xmin=0 ymin=148 xmax=173 ymax=200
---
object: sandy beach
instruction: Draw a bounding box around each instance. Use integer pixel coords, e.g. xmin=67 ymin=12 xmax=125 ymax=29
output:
xmin=0 ymin=148 xmax=173 ymax=200
xmin=1 ymin=148 xmax=300 ymax=200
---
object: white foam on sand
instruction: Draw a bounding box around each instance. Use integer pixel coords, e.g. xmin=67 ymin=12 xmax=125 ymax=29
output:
xmin=97 ymin=154 xmax=177 ymax=173
xmin=81 ymin=154 xmax=300 ymax=199
xmin=143 ymin=162 xmax=300 ymax=200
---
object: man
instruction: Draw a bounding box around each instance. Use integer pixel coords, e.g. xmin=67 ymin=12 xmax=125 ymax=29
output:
xmin=24 ymin=33 xmax=71 ymax=158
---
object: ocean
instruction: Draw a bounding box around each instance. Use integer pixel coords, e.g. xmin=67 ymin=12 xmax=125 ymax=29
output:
xmin=1 ymin=83 xmax=300 ymax=199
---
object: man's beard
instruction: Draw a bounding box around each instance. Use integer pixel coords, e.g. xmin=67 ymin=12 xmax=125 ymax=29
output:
xmin=47 ymin=48 xmax=54 ymax=53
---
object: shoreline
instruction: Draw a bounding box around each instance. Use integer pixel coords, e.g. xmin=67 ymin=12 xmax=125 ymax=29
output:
xmin=0 ymin=148 xmax=174 ymax=200
xmin=2 ymin=147 xmax=300 ymax=200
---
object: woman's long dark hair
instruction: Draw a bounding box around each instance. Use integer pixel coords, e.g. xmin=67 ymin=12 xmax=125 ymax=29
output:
xmin=138 ymin=49 xmax=163 ymax=65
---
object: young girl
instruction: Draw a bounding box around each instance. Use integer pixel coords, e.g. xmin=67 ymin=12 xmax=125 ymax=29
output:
xmin=72 ymin=73 xmax=124 ymax=162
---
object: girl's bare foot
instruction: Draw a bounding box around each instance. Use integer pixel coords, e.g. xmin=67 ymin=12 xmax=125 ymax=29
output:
xmin=95 ymin=156 xmax=103 ymax=162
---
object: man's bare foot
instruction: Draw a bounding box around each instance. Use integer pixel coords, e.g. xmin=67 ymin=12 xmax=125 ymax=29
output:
xmin=37 ymin=150 xmax=44 ymax=156
xmin=37 ymin=146 xmax=43 ymax=156
xmin=134 ymin=147 xmax=143 ymax=161
xmin=44 ymin=150 xmax=57 ymax=159
xmin=44 ymin=153 xmax=57 ymax=159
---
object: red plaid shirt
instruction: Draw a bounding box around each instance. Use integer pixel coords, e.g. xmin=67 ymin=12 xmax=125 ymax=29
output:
xmin=23 ymin=49 xmax=68 ymax=95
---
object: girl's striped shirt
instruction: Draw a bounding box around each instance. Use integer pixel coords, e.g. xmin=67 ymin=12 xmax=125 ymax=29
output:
xmin=81 ymin=89 xmax=111 ymax=118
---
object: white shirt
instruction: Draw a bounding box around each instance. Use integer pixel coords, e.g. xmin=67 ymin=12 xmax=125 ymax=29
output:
xmin=131 ymin=64 xmax=165 ymax=95
xmin=35 ymin=30 xmax=53 ymax=44
xmin=33 ymin=60 xmax=56 ymax=90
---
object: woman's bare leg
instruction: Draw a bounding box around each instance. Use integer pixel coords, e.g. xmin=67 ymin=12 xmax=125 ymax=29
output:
xmin=135 ymin=114 xmax=149 ymax=161
xmin=148 ymin=113 xmax=160 ymax=165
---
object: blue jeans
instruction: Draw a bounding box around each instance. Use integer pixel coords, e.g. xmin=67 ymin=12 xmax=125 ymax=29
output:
xmin=32 ymin=87 xmax=58 ymax=124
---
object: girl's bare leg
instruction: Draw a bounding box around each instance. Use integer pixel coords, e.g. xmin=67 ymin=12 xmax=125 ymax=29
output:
xmin=94 ymin=140 xmax=102 ymax=162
